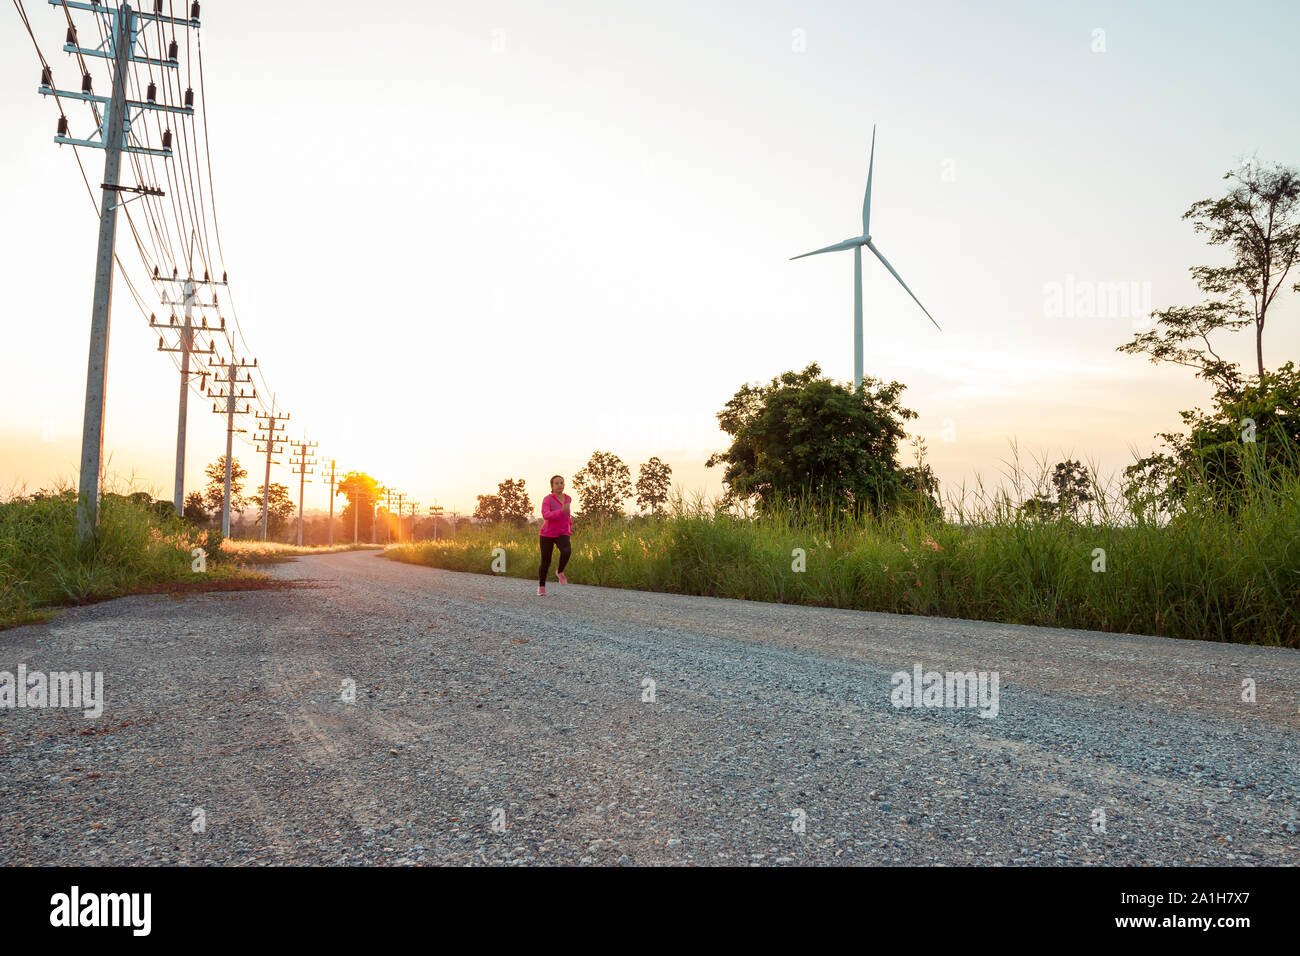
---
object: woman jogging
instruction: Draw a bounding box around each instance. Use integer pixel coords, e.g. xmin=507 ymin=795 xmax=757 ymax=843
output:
xmin=538 ymin=475 xmax=572 ymax=595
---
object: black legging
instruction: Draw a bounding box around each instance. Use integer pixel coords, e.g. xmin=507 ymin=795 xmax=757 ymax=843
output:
xmin=538 ymin=534 xmax=571 ymax=585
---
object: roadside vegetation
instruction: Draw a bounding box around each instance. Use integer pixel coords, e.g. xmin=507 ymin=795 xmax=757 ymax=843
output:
xmin=386 ymin=444 xmax=1300 ymax=647
xmin=0 ymin=487 xmax=254 ymax=630
xmin=389 ymin=157 xmax=1300 ymax=648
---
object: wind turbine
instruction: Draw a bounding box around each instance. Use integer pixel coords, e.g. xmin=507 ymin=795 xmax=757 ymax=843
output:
xmin=792 ymin=126 xmax=941 ymax=391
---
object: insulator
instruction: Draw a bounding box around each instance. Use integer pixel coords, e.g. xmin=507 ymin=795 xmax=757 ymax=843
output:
xmin=203 ymin=271 xmax=209 ymax=281
xmin=191 ymin=3 xmax=201 ymax=22
xmin=220 ymin=318 xmax=226 ymax=329
xmin=153 ymin=266 xmax=160 ymax=278
xmin=162 ymin=128 xmax=172 ymax=150
xmin=147 ymin=81 xmax=157 ymax=104
xmin=222 ymin=271 xmax=228 ymax=282
xmin=170 ymin=315 xmax=178 ymax=325
xmin=155 ymin=1 xmax=164 ymax=12
xmin=184 ymin=88 xmax=194 ymax=109
xmin=56 ymin=115 xmax=69 ymax=137
xmin=172 ymin=266 xmax=178 ymax=278
xmin=66 ymin=27 xmax=76 ymax=45
xmin=81 ymin=73 xmax=92 ymax=94
xmin=158 ymin=336 xmax=164 ymax=350
xmin=40 ymin=67 xmax=52 ymax=89
xmin=168 ymin=40 xmax=179 ymax=61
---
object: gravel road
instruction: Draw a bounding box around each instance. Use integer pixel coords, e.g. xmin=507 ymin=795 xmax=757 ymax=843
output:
xmin=2 ymin=549 xmax=1297 ymax=865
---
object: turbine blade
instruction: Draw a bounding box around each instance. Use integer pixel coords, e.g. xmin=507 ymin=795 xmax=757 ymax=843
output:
xmin=791 ymin=237 xmax=864 ymax=260
xmin=865 ymin=240 xmax=941 ymax=331
xmin=862 ymin=125 xmax=876 ymax=236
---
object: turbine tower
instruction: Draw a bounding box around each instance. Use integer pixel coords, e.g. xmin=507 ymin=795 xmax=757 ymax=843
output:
xmin=792 ymin=126 xmax=941 ymax=391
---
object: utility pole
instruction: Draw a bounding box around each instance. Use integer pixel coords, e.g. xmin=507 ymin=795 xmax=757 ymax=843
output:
xmin=154 ymin=271 xmax=224 ymax=515
xmin=289 ymin=439 xmax=318 ymax=547
xmin=44 ymin=1 xmax=200 ymax=543
xmin=391 ymin=492 xmax=407 ymax=542
xmin=428 ymin=503 xmax=444 ymax=540
xmin=323 ymin=459 xmax=337 ymax=547
xmin=403 ymin=500 xmax=420 ymax=542
xmin=207 ymin=355 xmax=256 ymax=537
xmin=253 ymin=399 xmax=290 ymax=541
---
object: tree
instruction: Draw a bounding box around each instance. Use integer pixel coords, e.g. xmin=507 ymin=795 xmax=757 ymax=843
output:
xmin=203 ymin=457 xmax=248 ymax=516
xmin=573 ymin=451 xmax=633 ymax=521
xmin=1020 ymin=459 xmax=1094 ymax=521
xmin=1123 ymin=361 xmax=1300 ymax=512
xmin=635 ymin=457 xmax=673 ymax=515
xmin=1051 ymin=460 xmax=1094 ymax=519
xmin=1119 ymin=160 xmax=1300 ymax=390
xmin=497 ymin=478 xmax=532 ymax=526
xmin=473 ymin=494 xmax=505 ymax=523
xmin=250 ymin=483 xmax=296 ymax=538
xmin=705 ymin=363 xmax=917 ymax=516
xmin=183 ymin=490 xmax=208 ymax=524
xmin=901 ymin=437 xmax=942 ymax=520
xmin=336 ymin=472 xmax=381 ymax=542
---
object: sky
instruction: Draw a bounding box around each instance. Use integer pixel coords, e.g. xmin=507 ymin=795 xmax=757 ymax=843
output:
xmin=2 ymin=0 xmax=1298 ymax=517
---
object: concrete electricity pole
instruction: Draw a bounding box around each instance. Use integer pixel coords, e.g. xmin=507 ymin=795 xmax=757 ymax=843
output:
xmin=207 ymin=355 xmax=256 ymax=537
xmin=289 ymin=439 xmax=318 ymax=547
xmin=391 ymin=492 xmax=407 ymax=542
xmin=402 ymin=500 xmax=420 ymax=542
xmin=154 ymin=272 xmax=224 ymax=515
xmin=428 ymin=503 xmax=444 ymax=540
xmin=43 ymin=2 xmax=200 ymax=543
xmin=323 ymin=459 xmax=338 ymax=547
xmin=382 ymin=488 xmax=395 ymax=545
xmin=253 ymin=400 xmax=290 ymax=541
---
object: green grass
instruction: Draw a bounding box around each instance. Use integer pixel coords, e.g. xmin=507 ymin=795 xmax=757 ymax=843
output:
xmin=0 ymin=489 xmax=244 ymax=630
xmin=386 ymin=457 xmax=1300 ymax=647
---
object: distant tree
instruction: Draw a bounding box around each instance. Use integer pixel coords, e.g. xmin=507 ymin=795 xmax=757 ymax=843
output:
xmin=203 ymin=457 xmax=248 ymax=516
xmin=573 ymin=451 xmax=633 ymax=521
xmin=183 ymin=490 xmax=208 ymax=524
xmin=1019 ymin=460 xmax=1094 ymax=521
xmin=1051 ymin=460 xmax=1094 ymax=519
xmin=496 ymin=478 xmax=532 ymax=526
xmin=1118 ymin=160 xmax=1300 ymax=390
xmin=706 ymin=363 xmax=917 ymax=516
xmin=336 ymin=472 xmax=381 ymax=542
xmin=474 ymin=494 xmax=505 ymax=523
xmin=250 ymin=483 xmax=296 ymax=538
xmin=635 ymin=457 xmax=672 ymax=515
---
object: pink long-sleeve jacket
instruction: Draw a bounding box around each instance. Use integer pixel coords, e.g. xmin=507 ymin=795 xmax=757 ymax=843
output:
xmin=540 ymin=493 xmax=572 ymax=537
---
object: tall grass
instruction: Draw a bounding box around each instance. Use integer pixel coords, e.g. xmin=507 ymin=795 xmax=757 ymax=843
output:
xmin=386 ymin=451 xmax=1300 ymax=647
xmin=0 ymin=489 xmax=222 ymax=629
